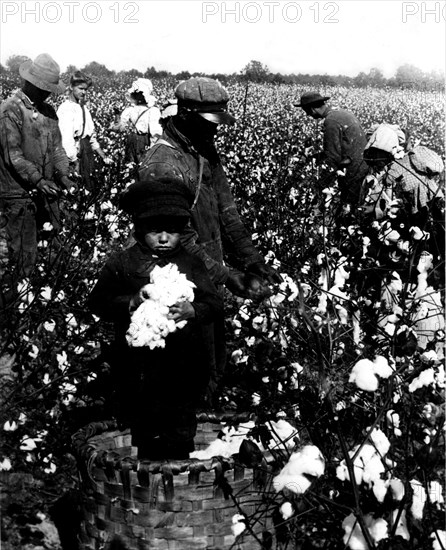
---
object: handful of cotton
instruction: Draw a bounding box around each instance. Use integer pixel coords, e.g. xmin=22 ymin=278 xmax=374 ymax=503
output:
xmin=126 ymin=264 xmax=195 ymax=349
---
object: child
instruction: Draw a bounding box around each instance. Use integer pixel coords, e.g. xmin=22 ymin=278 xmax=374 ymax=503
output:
xmin=88 ymin=177 xmax=223 ymax=460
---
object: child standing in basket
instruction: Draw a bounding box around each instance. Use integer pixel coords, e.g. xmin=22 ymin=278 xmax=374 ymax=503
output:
xmin=88 ymin=177 xmax=223 ymax=459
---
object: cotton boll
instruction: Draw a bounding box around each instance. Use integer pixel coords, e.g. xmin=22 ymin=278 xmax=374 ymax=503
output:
xmin=349 ymin=359 xmax=379 ymax=392
xmin=273 ymin=473 xmax=312 ymax=494
xmin=373 ymin=355 xmax=393 ymax=378
xmin=267 ymin=419 xmax=299 ymax=449
xmin=273 ymin=445 xmax=324 ymax=494
xmin=409 ymin=368 xmax=436 ymax=392
xmin=368 ymin=427 xmax=391 ymax=456
xmin=372 ymin=478 xmax=389 ymax=503
xmin=231 ymin=514 xmax=246 ymax=537
xmin=369 ymin=518 xmax=388 ymax=542
xmin=389 ymin=478 xmax=405 ymax=501
xmin=430 ymin=530 xmax=446 ymax=550
xmin=392 ymin=510 xmax=409 ymax=540
xmin=280 ymin=501 xmax=294 ymax=520
xmin=342 ymin=514 xmax=367 ymax=550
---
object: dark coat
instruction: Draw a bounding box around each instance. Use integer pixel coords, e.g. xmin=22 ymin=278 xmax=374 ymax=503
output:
xmin=88 ymin=242 xmax=223 ymax=448
xmin=322 ymin=108 xmax=368 ymax=205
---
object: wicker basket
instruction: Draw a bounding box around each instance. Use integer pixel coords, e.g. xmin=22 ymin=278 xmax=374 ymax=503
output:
xmin=72 ymin=413 xmax=276 ymax=550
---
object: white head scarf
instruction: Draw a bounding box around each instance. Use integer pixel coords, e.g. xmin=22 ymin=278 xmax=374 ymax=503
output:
xmin=126 ymin=78 xmax=156 ymax=107
xmin=365 ymin=123 xmax=406 ymax=159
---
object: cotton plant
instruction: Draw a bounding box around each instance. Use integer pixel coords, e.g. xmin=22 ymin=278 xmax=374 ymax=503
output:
xmin=126 ymin=263 xmax=196 ymax=349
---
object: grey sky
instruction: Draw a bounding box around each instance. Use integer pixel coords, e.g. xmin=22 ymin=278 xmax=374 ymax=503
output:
xmin=1 ymin=0 xmax=444 ymax=77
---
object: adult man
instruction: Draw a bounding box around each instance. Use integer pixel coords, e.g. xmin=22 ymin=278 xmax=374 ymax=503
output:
xmin=137 ymin=77 xmax=279 ymax=392
xmin=296 ymin=91 xmax=368 ymax=206
xmin=0 ymin=53 xmax=74 ymax=291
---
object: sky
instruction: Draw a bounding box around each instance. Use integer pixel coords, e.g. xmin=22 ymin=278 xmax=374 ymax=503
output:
xmin=0 ymin=0 xmax=445 ymax=77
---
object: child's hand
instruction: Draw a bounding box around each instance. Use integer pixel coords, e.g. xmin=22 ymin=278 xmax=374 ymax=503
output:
xmin=129 ymin=287 xmax=151 ymax=312
xmin=168 ymin=301 xmax=195 ymax=322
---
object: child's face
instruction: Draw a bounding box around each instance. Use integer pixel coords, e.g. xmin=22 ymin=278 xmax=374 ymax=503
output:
xmin=143 ymin=229 xmax=181 ymax=254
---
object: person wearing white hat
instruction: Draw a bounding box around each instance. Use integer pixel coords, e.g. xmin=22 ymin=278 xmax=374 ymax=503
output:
xmin=0 ymin=53 xmax=75 ymax=296
xmin=110 ymin=78 xmax=162 ymax=166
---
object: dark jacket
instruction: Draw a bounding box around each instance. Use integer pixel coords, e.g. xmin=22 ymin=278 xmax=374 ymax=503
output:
xmin=139 ymin=119 xmax=263 ymax=285
xmin=88 ymin=242 xmax=223 ymax=442
xmin=322 ymin=108 xmax=368 ymax=204
xmin=0 ymin=90 xmax=69 ymax=199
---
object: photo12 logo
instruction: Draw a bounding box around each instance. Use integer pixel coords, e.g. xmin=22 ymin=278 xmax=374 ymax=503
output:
xmin=1 ymin=1 xmax=140 ymax=24
xmin=402 ymin=1 xmax=446 ymax=22
xmin=202 ymin=1 xmax=340 ymax=24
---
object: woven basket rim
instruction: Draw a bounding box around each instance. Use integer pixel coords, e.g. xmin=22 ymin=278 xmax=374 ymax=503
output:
xmin=71 ymin=412 xmax=260 ymax=475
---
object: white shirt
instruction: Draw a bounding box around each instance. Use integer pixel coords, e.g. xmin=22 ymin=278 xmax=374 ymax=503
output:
xmin=116 ymin=104 xmax=162 ymax=138
xmin=57 ymin=100 xmax=100 ymax=162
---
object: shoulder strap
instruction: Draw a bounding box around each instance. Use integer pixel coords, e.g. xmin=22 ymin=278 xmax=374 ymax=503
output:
xmin=131 ymin=108 xmax=150 ymax=131
xmin=191 ymin=156 xmax=204 ymax=211
xmin=80 ymin=104 xmax=86 ymax=137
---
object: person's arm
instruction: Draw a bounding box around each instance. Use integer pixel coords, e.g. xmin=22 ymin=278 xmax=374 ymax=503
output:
xmin=323 ymin=116 xmax=343 ymax=168
xmin=85 ymin=108 xmax=112 ymax=164
xmin=88 ymin=254 xmax=133 ymax=322
xmin=189 ymin=255 xmax=224 ymax=324
xmin=57 ymin=102 xmax=78 ymax=163
xmin=148 ymin=106 xmax=162 ymax=140
xmin=213 ymin=162 xmax=264 ymax=267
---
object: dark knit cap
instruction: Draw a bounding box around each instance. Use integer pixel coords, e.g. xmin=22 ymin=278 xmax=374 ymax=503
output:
xmin=120 ymin=176 xmax=193 ymax=219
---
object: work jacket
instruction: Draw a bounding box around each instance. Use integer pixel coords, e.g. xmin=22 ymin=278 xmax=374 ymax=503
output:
xmin=0 ymin=90 xmax=68 ymax=199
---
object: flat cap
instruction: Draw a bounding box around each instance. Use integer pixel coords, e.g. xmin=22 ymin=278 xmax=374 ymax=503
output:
xmin=175 ymin=77 xmax=236 ymax=125
xmin=295 ymin=91 xmax=330 ymax=108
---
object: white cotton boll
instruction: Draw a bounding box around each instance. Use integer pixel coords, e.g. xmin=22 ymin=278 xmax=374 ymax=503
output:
xmin=431 ymin=530 xmax=446 ymax=550
xmin=372 ymin=478 xmax=389 ymax=503
xmin=273 ymin=473 xmax=312 ymax=494
xmin=368 ymin=428 xmax=391 ymax=457
xmin=362 ymin=453 xmax=386 ymax=489
xmin=231 ymin=515 xmax=246 ymax=537
xmin=39 ymin=286 xmax=52 ymax=302
xmin=43 ymin=320 xmax=56 ymax=332
xmin=369 ymin=518 xmax=388 ymax=542
xmin=409 ymin=368 xmax=435 ymax=392
xmin=420 ymin=350 xmax=438 ymax=363
xmin=373 ymin=356 xmax=393 ymax=378
xmin=392 ymin=510 xmax=410 ymax=540
xmin=0 ymin=457 xmax=12 ymax=471
xmin=273 ymin=445 xmax=324 ymax=494
xmin=336 ymin=462 xmax=349 ymax=482
xmin=410 ymin=479 xmax=427 ymax=520
xmin=349 ymin=360 xmax=379 ymax=392
xmin=252 ymin=393 xmax=261 ymax=406
xmin=20 ymin=437 xmax=37 ymax=451
xmin=390 ymin=478 xmax=405 ymax=501
xmin=280 ymin=502 xmax=294 ymax=520
xmin=3 ymin=421 xmax=18 ymax=432
xmin=267 ymin=419 xmax=299 ymax=449
xmin=342 ymin=514 xmax=368 ymax=550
